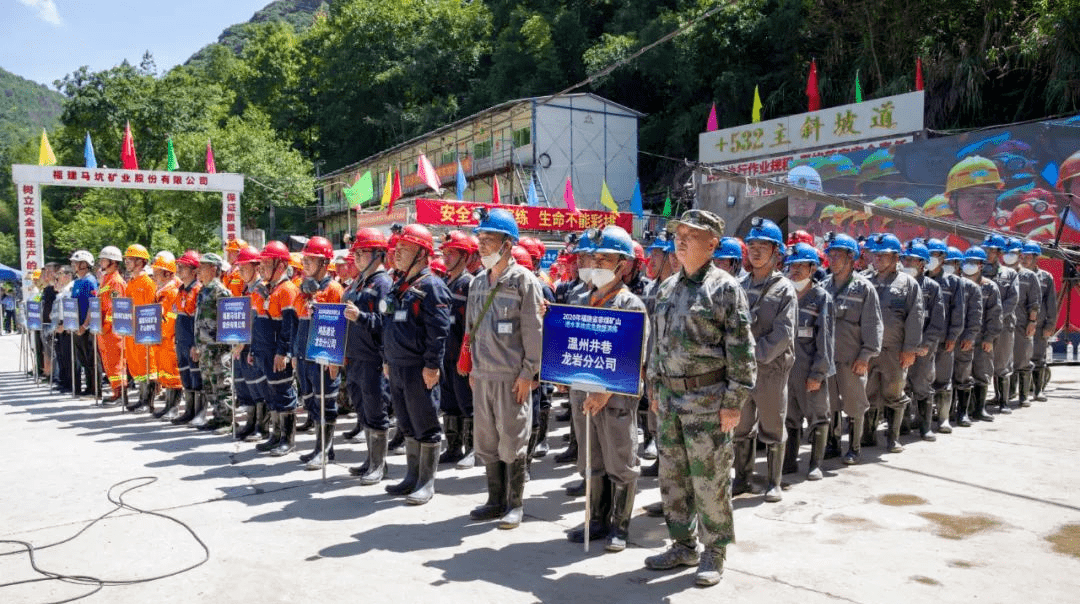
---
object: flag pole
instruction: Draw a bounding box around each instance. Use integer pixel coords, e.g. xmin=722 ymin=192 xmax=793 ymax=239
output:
xmin=584 ymin=410 xmax=592 ymax=552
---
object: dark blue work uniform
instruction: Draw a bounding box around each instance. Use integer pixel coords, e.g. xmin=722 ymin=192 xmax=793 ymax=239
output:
xmin=345 ymin=269 xmax=393 ymax=431
xmin=440 ymin=270 xmax=474 ymax=417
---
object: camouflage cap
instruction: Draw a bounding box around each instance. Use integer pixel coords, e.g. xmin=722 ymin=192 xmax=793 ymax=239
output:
xmin=199 ymin=252 xmax=225 ymax=268
xmin=668 ymin=209 xmax=725 ymax=238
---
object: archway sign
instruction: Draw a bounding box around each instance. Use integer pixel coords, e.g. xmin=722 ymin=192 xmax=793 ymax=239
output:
xmin=10 ymin=164 xmax=244 ymax=298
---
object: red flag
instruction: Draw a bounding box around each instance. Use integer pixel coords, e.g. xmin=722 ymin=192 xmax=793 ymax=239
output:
xmin=121 ymin=121 xmax=139 ymax=170
xmin=705 ymin=103 xmax=718 ymax=132
xmin=915 ymin=57 xmax=924 ymax=91
xmin=417 ymin=153 xmax=442 ymax=194
xmin=492 ymin=175 xmax=502 ymax=205
xmin=387 ymin=169 xmax=402 ymax=213
xmin=205 ymin=139 xmax=216 ymax=174
xmin=806 ymin=59 xmax=821 ymax=111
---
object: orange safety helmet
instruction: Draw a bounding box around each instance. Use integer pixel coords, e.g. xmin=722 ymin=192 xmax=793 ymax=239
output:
xmin=225 ymin=238 xmax=248 ymax=253
xmin=351 ymin=228 xmax=389 ymax=251
xmin=260 ymin=240 xmax=291 ymax=262
xmin=289 ymin=252 xmax=303 ymax=270
xmin=124 ymin=243 xmax=150 ymax=261
xmin=151 ymin=252 xmax=177 ymax=273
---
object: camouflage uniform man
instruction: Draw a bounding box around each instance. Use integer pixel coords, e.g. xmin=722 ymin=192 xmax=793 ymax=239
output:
xmin=192 ymin=253 xmax=232 ymax=430
xmin=644 ymin=210 xmax=755 ymax=588
xmin=961 ymin=247 xmax=1002 ymax=423
xmin=735 ymin=218 xmax=796 ymax=503
xmin=864 ymin=234 xmax=923 ymax=454
xmin=822 ymin=234 xmax=882 ymax=465
xmin=980 ymin=234 xmax=1019 ymax=414
xmin=948 ymin=247 xmax=983 ymax=426
xmin=926 ymin=240 xmax=965 ymax=434
xmin=1002 ymin=237 xmax=1040 ymax=407
xmin=900 ymin=241 xmax=946 ymax=441
xmin=1022 ymin=241 xmax=1057 ymax=402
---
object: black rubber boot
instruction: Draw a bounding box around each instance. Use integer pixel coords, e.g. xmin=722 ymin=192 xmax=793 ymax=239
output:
xmin=995 ymin=376 xmax=1012 ymax=414
xmin=455 ymin=417 xmax=475 ymax=469
xmin=861 ymin=408 xmax=879 ymax=448
xmin=386 ymin=437 xmax=421 ymax=495
xmin=606 ymin=480 xmax=636 ymax=552
xmin=1032 ymin=367 xmax=1046 ymax=401
xmin=152 ymin=388 xmax=177 ymax=419
xmin=304 ymin=422 xmax=336 ymax=470
xmin=256 ymin=403 xmax=272 ymax=438
xmin=885 ymin=406 xmax=905 ymax=453
xmin=1018 ymin=371 xmax=1031 ymax=407
xmin=972 ymin=384 xmax=994 ymax=421
xmin=438 ymin=415 xmax=463 ymax=464
xmin=764 ymin=443 xmax=784 ymax=502
xmin=842 ymin=413 xmax=862 ymax=465
xmin=824 ymin=412 xmax=842 ymax=459
xmin=387 ymin=428 xmax=406 ymax=455
xmin=554 ymin=422 xmax=578 ymax=463
xmin=296 ymin=412 xmax=315 ymax=433
xmin=188 ymin=393 xmax=209 ymax=428
xmin=498 ymin=457 xmax=526 ymax=529
xmin=782 ymin=427 xmax=800 ymax=475
xmin=358 ymin=429 xmax=388 ymax=485
xmin=732 ymin=438 xmax=755 ymax=495
xmin=470 ymin=462 xmax=508 ymax=521
xmin=235 ymin=405 xmax=260 ymax=441
xmin=300 ymin=420 xmax=327 ymax=463
xmin=565 ymin=479 xmax=586 ymax=497
xmin=568 ymin=475 xmax=612 ymax=543
xmin=956 ymin=389 xmax=972 ymax=427
xmin=269 ymin=411 xmax=296 ymax=456
xmin=936 ymin=391 xmax=953 ymax=434
xmin=126 ymin=381 xmax=150 ymax=412
xmin=807 ymin=424 xmax=827 ymax=480
xmin=1008 ymin=373 xmax=1018 ymax=402
xmin=918 ymin=398 xmax=936 ymax=441
xmin=532 ymin=408 xmax=550 ymax=459
xmin=406 ymin=441 xmax=440 ymax=505
xmin=641 ymin=458 xmax=659 ymax=477
xmin=343 ymin=420 xmax=365 ymax=443
xmin=256 ymin=411 xmax=281 ymax=452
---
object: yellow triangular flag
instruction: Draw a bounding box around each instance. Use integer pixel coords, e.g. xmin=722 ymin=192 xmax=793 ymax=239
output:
xmin=752 ymin=86 xmax=763 ymax=123
xmin=600 ymin=180 xmax=618 ymax=213
xmin=38 ymin=129 xmax=57 ymax=166
xmin=380 ymin=166 xmax=393 ymax=209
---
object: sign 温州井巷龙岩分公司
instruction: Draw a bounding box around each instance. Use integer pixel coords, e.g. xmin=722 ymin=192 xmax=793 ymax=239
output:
xmin=540 ymin=304 xmax=645 ymax=397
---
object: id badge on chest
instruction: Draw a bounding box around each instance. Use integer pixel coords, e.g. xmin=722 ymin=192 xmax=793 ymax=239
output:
xmin=394 ymin=310 xmax=407 ymax=322
xmin=497 ymin=320 xmax=513 ymax=335
xmin=798 ymin=326 xmax=814 ymax=338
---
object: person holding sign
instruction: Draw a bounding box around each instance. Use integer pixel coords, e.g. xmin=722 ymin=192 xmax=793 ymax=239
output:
xmin=172 ymin=251 xmax=205 ymax=425
xmin=70 ymin=251 xmax=98 ymax=397
xmin=96 ymin=246 xmax=128 ymax=406
xmin=151 ymin=252 xmax=184 ymax=420
xmin=564 ymin=226 xmax=649 ymax=552
xmin=191 ymin=254 xmax=233 ymax=431
xmin=294 ymin=237 xmax=345 ymax=471
xmin=232 ymin=245 xmax=268 ymax=440
xmin=644 ymin=209 xmax=755 ymax=588
xmin=52 ymin=267 xmax=75 ymax=393
xmin=343 ymin=229 xmax=394 ymax=484
xmin=464 ymin=208 xmax=543 ymax=529
xmin=383 ymin=224 xmax=452 ymax=506
xmin=123 ymin=244 xmax=160 ymax=413
xmin=252 ymin=241 xmax=301 ymax=456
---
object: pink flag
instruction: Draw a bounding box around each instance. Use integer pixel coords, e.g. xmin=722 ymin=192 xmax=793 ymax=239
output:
xmin=206 ymin=140 xmax=216 ymax=174
xmin=417 ymin=153 xmax=442 ymax=194
xmin=120 ymin=121 xmax=139 ymax=170
xmin=706 ymin=103 xmax=718 ymax=132
xmin=563 ymin=177 xmax=577 ymax=213
xmin=492 ymin=175 xmax=501 ymax=205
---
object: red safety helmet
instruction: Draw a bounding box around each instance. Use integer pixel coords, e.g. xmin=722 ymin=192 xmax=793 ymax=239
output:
xmin=787 ymin=230 xmax=814 ymax=247
xmin=441 ymin=230 xmax=478 ymax=255
xmin=351 ymin=228 xmax=388 ymax=251
xmin=429 ymin=257 xmax=448 ymax=277
xmin=398 ymin=224 xmax=434 ymax=254
xmin=303 ymin=236 xmax=334 ymax=259
xmin=177 ymin=250 xmax=201 ymax=268
xmin=518 ymin=237 xmax=543 ymax=262
xmin=235 ymin=246 xmax=262 ymax=265
xmin=511 ymin=245 xmax=535 ymax=270
xmin=260 ymin=240 xmax=291 ymax=262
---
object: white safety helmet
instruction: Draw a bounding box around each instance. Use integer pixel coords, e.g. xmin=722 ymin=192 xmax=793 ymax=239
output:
xmin=98 ymin=246 xmax=123 ymax=261
xmin=69 ymin=250 xmax=94 ymax=264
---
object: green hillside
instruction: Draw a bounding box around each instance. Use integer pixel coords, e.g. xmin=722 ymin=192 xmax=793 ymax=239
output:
xmin=0 ymin=66 xmax=63 ymax=153
xmin=186 ymin=0 xmax=329 ymax=66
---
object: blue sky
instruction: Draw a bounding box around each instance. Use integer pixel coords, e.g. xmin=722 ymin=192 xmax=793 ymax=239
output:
xmin=4 ymin=1 xmax=275 ymax=87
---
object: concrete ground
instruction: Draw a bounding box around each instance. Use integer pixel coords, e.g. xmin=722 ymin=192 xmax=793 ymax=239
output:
xmin=1 ymin=332 xmax=1079 ymax=604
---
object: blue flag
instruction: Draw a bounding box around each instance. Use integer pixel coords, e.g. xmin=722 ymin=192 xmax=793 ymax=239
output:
xmin=456 ymin=160 xmax=467 ymax=200
xmin=527 ymin=179 xmax=539 ymax=207
xmin=630 ymin=180 xmax=643 ymax=218
xmin=83 ymin=131 xmax=97 ymax=169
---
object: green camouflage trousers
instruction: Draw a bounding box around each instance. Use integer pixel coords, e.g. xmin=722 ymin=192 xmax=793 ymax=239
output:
xmin=198 ymin=344 xmax=232 ymax=421
xmin=658 ymin=402 xmax=736 ymax=550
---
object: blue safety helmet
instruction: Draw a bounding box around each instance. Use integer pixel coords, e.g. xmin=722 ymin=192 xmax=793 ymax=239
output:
xmin=964 ymin=246 xmax=988 ymax=263
xmin=1021 ymin=240 xmax=1042 ymax=256
xmin=945 ymin=246 xmax=964 ymax=262
xmin=591 ymin=225 xmax=635 ymax=258
xmin=926 ymin=238 xmax=948 ymax=255
xmin=575 ymin=230 xmax=597 ymax=254
xmin=873 ymin=233 xmax=903 ymax=254
xmin=785 ymin=242 xmax=821 ymax=266
xmin=745 ymin=217 xmax=785 ymax=252
xmin=900 ymin=241 xmax=930 ymax=262
xmin=1005 ymin=237 xmax=1024 ymax=252
xmin=824 ymin=233 xmax=860 ymax=259
xmin=646 ymin=232 xmax=675 ymax=254
xmin=863 ymin=233 xmax=882 ymax=253
xmin=982 ymin=233 xmax=1006 ymax=250
xmin=713 ymin=237 xmax=743 ymax=261
xmin=473 ymin=207 xmax=520 ymax=242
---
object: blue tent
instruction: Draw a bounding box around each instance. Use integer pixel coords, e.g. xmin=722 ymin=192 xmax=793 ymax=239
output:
xmin=0 ymin=263 xmax=22 ymax=282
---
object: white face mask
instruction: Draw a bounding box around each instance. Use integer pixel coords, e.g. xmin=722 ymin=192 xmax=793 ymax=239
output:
xmin=791 ymin=277 xmax=811 ymax=290
xmin=962 ymin=262 xmax=980 ymax=276
xmin=480 ymin=251 xmax=501 ymax=271
xmin=942 ymin=264 xmax=957 ymax=276
xmin=928 ymin=256 xmax=942 ymax=271
xmin=900 ymin=266 xmax=918 ymax=277
xmin=577 ymin=267 xmax=595 ymax=285
xmin=1003 ymin=252 xmax=1020 ymax=265
xmin=591 ymin=268 xmax=617 ymax=289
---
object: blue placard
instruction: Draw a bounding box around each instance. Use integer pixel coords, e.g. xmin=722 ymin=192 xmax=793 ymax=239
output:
xmin=540 ymin=304 xmax=646 ymax=396
xmin=217 ymin=297 xmax=252 ymax=344
xmin=305 ymin=303 xmax=348 ymax=366
xmin=25 ymin=301 xmax=42 ymax=330
xmin=112 ymin=297 xmax=134 ymax=336
xmin=88 ymin=298 xmax=102 ymax=334
xmin=62 ymin=298 xmax=79 ymax=331
xmin=541 ymin=249 xmax=558 ymax=270
xmin=134 ymin=304 xmax=162 ymax=345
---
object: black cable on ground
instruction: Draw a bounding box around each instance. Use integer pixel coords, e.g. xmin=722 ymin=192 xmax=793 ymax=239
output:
xmin=0 ymin=476 xmax=210 ymax=604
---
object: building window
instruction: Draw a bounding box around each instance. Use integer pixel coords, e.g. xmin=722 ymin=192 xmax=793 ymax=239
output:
xmin=474 ymin=140 xmax=493 ymax=159
xmin=441 ymin=152 xmax=455 ymax=166
xmin=512 ymin=127 xmax=531 ymax=147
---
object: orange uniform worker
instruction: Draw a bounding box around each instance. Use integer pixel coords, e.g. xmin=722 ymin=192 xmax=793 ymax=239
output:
xmin=152 ymin=251 xmax=183 ymax=419
xmin=223 ymin=239 xmax=248 ymax=297
xmin=172 ymin=251 xmax=205 ymax=425
xmin=97 ymin=246 xmax=128 ymax=406
xmin=123 ymin=244 xmax=160 ymax=412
